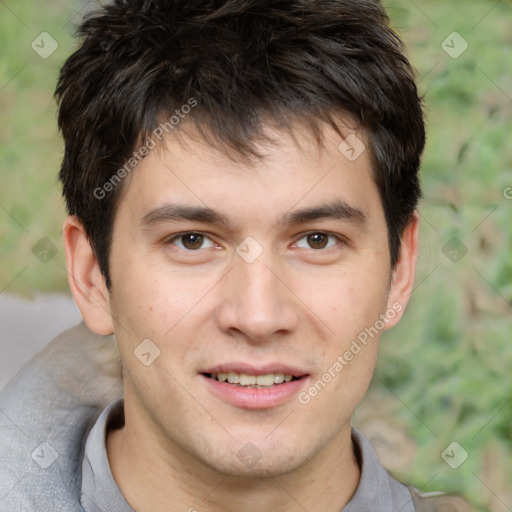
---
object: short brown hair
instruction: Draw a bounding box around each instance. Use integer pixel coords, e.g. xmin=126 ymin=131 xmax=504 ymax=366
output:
xmin=56 ymin=0 xmax=425 ymax=288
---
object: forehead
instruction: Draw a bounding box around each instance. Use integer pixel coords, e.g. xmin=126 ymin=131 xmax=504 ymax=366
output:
xmin=115 ymin=120 xmax=381 ymax=230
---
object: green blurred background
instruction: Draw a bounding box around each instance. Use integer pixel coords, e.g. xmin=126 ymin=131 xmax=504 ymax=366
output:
xmin=0 ymin=1 xmax=510 ymax=510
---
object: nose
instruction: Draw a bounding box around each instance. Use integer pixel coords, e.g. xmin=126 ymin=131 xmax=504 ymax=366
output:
xmin=216 ymin=252 xmax=299 ymax=343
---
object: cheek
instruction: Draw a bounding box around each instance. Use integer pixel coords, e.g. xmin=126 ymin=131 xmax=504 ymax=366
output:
xmin=296 ymin=264 xmax=390 ymax=341
xmin=109 ymin=255 xmax=191 ymax=337
xmin=108 ymin=259 xmax=218 ymax=382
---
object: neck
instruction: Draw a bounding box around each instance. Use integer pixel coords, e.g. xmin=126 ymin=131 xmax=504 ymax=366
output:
xmin=107 ymin=399 xmax=360 ymax=512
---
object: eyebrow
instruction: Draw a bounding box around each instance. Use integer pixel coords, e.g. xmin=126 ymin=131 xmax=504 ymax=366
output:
xmin=279 ymin=200 xmax=366 ymax=226
xmin=139 ymin=203 xmax=230 ymax=228
xmin=139 ymin=200 xmax=366 ymax=229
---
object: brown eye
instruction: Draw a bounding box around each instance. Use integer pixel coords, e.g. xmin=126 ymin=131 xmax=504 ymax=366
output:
xmin=307 ymin=232 xmax=328 ymax=249
xmin=180 ymin=233 xmax=204 ymax=250
xmin=294 ymin=232 xmax=340 ymax=250
xmin=166 ymin=231 xmax=218 ymax=257
xmin=168 ymin=232 xmax=215 ymax=251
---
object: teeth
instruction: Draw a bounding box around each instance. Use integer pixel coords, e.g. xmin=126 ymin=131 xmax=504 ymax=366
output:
xmin=239 ymin=374 xmax=257 ymax=386
xmin=256 ymin=374 xmax=274 ymax=386
xmin=274 ymin=373 xmax=284 ymax=384
xmin=227 ymin=372 xmax=240 ymax=384
xmin=211 ymin=372 xmax=295 ymax=386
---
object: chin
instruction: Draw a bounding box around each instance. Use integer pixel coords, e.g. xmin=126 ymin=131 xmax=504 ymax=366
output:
xmin=204 ymin=451 xmax=307 ymax=480
xmin=194 ymin=435 xmax=319 ymax=480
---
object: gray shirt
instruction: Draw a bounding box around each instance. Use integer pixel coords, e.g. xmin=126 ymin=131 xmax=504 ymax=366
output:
xmin=80 ymin=399 xmax=417 ymax=512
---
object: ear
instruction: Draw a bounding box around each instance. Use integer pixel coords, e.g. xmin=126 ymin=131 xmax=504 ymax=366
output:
xmin=383 ymin=212 xmax=419 ymax=329
xmin=62 ymin=216 xmax=114 ymax=335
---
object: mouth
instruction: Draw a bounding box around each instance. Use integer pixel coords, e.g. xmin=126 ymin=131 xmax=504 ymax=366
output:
xmin=199 ymin=364 xmax=310 ymax=409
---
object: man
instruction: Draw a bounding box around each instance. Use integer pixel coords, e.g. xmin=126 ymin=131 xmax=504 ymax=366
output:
xmin=0 ymin=0 xmax=434 ymax=510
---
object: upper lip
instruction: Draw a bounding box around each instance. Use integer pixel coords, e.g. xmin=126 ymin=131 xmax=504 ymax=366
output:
xmin=201 ymin=362 xmax=309 ymax=378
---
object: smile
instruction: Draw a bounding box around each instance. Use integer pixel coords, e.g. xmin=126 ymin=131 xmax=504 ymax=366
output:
xmin=199 ymin=365 xmax=310 ymax=409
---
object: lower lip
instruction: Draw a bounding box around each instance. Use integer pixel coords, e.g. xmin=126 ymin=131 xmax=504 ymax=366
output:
xmin=200 ymin=374 xmax=309 ymax=409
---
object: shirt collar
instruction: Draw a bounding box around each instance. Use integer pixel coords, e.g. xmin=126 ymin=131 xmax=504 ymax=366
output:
xmin=81 ymin=399 xmax=132 ymax=512
xmin=81 ymin=399 xmax=415 ymax=512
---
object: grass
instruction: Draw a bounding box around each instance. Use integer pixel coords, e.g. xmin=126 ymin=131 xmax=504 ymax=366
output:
xmin=376 ymin=1 xmax=511 ymax=509
xmin=1 ymin=0 xmax=510 ymax=510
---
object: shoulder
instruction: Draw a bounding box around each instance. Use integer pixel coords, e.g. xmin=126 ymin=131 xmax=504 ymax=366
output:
xmin=0 ymin=323 xmax=122 ymax=511
xmin=408 ymin=487 xmax=482 ymax=512
xmin=349 ymin=430 xmax=479 ymax=512
xmin=349 ymin=429 xmax=417 ymax=511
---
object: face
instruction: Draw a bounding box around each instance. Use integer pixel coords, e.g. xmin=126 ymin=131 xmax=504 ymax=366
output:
xmin=100 ymin=123 xmax=409 ymax=478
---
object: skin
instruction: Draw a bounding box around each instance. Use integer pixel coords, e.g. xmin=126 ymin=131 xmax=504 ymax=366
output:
xmin=63 ymin=121 xmax=418 ymax=512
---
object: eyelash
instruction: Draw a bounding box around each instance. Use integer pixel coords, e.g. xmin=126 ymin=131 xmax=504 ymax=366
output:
xmin=165 ymin=231 xmax=346 ymax=252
